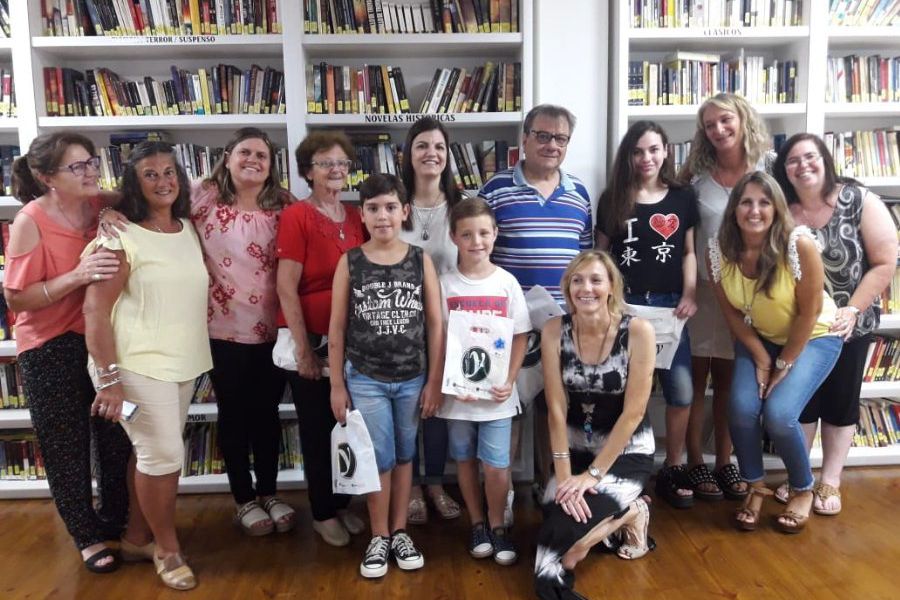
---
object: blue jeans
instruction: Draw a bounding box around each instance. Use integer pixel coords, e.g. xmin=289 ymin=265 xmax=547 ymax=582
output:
xmin=729 ymin=335 xmax=842 ymax=490
xmin=625 ymin=291 xmax=692 ymax=407
xmin=344 ymin=361 xmax=425 ymax=473
xmin=447 ymin=417 xmax=513 ymax=468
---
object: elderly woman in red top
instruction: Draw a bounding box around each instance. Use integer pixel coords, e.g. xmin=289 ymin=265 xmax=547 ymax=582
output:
xmin=275 ymin=131 xmax=367 ymax=547
xmin=4 ymin=133 xmax=131 ymax=573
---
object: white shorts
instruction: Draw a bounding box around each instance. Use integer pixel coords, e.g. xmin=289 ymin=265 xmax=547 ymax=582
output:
xmin=688 ymin=279 xmax=735 ymax=360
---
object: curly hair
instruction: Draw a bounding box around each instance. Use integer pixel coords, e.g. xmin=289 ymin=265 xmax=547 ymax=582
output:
xmin=118 ymin=141 xmax=191 ymax=222
xmin=680 ymin=93 xmax=769 ymax=181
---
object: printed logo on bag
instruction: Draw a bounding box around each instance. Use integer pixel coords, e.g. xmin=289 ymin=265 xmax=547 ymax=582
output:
xmin=461 ymin=347 xmax=491 ymax=382
xmin=337 ymin=443 xmax=357 ymax=479
xmin=521 ymin=330 xmax=542 ymax=368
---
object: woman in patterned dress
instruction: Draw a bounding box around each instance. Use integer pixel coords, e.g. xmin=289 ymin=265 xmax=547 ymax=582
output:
xmin=535 ymin=250 xmax=657 ymax=600
xmin=772 ymin=134 xmax=897 ymax=516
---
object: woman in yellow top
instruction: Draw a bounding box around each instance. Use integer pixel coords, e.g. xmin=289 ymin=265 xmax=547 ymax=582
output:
xmin=709 ymin=171 xmax=841 ymax=534
xmin=84 ymin=142 xmax=212 ymax=590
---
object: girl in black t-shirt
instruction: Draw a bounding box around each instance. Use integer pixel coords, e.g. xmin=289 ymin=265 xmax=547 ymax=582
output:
xmin=596 ymin=120 xmax=707 ymax=509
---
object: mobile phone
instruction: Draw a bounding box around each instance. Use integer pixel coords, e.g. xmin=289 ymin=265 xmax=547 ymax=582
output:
xmin=121 ymin=400 xmax=139 ymax=422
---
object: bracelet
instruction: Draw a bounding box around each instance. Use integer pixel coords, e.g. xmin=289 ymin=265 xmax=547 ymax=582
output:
xmin=42 ymin=282 xmax=53 ymax=304
xmin=845 ymin=305 xmax=861 ymax=316
xmin=94 ymin=378 xmax=121 ymax=391
xmin=552 ymin=451 xmax=571 ymax=459
xmin=95 ymin=363 xmax=119 ymax=378
xmin=97 ymin=370 xmax=120 ymax=381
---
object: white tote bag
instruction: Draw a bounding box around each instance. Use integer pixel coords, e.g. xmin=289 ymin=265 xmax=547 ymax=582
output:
xmin=331 ymin=410 xmax=381 ymax=495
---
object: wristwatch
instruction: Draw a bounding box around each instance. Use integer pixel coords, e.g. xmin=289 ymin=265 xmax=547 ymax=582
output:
xmin=588 ymin=465 xmax=602 ymax=480
xmin=775 ymin=357 xmax=794 ymax=371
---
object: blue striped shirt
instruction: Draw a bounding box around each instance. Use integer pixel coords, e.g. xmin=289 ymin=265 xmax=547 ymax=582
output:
xmin=479 ymin=163 xmax=593 ymax=305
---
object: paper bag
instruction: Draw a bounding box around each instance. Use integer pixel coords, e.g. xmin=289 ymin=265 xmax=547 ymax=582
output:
xmin=331 ymin=410 xmax=381 ymax=495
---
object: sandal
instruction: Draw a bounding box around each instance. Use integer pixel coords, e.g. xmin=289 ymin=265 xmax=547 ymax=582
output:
xmin=83 ymin=547 xmax=120 ymax=574
xmin=153 ymin=552 xmax=197 ymax=591
xmin=428 ymin=490 xmax=461 ymax=520
xmin=407 ymin=496 xmax=428 ymax=525
xmin=713 ymin=464 xmax=749 ymax=500
xmin=686 ymin=464 xmax=724 ymax=501
xmin=775 ymin=489 xmax=813 ymax=534
xmin=774 ymin=479 xmax=790 ymax=505
xmin=262 ymin=497 xmax=297 ymax=533
xmin=812 ymin=482 xmax=842 ymax=516
xmin=733 ymin=485 xmax=773 ymax=531
xmin=120 ymin=538 xmax=155 ymax=562
xmin=616 ymin=498 xmax=656 ymax=560
xmin=654 ymin=464 xmax=694 ymax=509
xmin=234 ymin=500 xmax=274 ymax=536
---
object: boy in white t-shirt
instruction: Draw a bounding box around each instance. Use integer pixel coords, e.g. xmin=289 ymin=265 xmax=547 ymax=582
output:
xmin=438 ymin=197 xmax=531 ymax=565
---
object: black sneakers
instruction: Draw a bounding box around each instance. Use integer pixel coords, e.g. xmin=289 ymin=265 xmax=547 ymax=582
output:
xmin=390 ymin=530 xmax=424 ymax=570
xmin=360 ymin=535 xmax=390 ymax=578
xmin=490 ymin=526 xmax=518 ymax=566
xmin=469 ymin=522 xmax=493 ymax=558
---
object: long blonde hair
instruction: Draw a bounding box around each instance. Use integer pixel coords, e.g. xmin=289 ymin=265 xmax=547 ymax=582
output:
xmin=680 ymin=93 xmax=769 ymax=181
xmin=717 ymin=171 xmax=795 ymax=297
xmin=561 ymin=251 xmax=625 ymax=317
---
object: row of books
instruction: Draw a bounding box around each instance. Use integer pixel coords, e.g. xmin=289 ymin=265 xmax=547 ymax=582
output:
xmin=91 ymin=140 xmax=289 ymax=190
xmin=0 ymin=70 xmax=14 ymax=119
xmin=304 ymin=0 xmax=519 ymax=34
xmin=0 ymin=363 xmax=25 ymax=410
xmin=0 ymin=433 xmax=43 ymax=481
xmin=0 ymin=0 xmax=8 ymax=37
xmin=43 ymin=64 xmax=286 ymax=118
xmin=42 ymin=0 xmax=282 ymax=37
xmin=419 ymin=62 xmax=521 ymax=114
xmin=829 ymin=0 xmax=900 ymax=26
xmin=629 ymin=0 xmax=804 ymax=28
xmin=877 ymin=266 xmax=900 ymax=314
xmin=628 ymin=54 xmax=798 ymax=106
xmin=862 ymin=336 xmax=900 ymax=382
xmin=306 ymin=63 xmax=411 ymax=115
xmin=1 ymin=145 xmax=18 ymax=195
xmin=824 ymin=128 xmax=900 ymax=179
xmin=854 ymin=399 xmax=900 ymax=448
xmin=825 ymin=55 xmax=900 ymax=104
xmin=181 ymin=420 xmax=303 ymax=477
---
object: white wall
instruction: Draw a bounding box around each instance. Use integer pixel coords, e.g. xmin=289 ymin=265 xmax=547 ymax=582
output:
xmin=533 ymin=0 xmax=609 ymax=208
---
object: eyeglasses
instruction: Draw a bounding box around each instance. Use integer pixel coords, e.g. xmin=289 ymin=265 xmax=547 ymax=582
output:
xmin=785 ymin=152 xmax=822 ymax=169
xmin=60 ymin=156 xmax=101 ymax=176
xmin=311 ymin=159 xmax=353 ymax=170
xmin=528 ymin=130 xmax=571 ymax=147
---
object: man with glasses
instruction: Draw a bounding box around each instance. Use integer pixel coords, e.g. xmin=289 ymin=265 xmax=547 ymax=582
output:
xmin=478 ymin=104 xmax=593 ymax=513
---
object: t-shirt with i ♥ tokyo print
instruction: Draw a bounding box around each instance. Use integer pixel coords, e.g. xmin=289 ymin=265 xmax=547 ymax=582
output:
xmin=601 ymin=186 xmax=699 ymax=296
xmin=344 ymin=245 xmax=427 ymax=383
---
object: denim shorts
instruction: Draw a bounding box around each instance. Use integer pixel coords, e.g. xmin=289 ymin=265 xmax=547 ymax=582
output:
xmin=625 ymin=291 xmax=693 ymax=407
xmin=446 ymin=417 xmax=513 ymax=469
xmin=344 ymin=361 xmax=424 ymax=473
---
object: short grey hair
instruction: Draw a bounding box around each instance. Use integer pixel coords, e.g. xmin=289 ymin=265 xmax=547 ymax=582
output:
xmin=523 ymin=104 xmax=577 ymax=135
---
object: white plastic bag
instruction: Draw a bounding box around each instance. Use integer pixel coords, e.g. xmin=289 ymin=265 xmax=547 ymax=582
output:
xmin=272 ymin=328 xmax=330 ymax=376
xmin=442 ymin=310 xmax=515 ymax=400
xmin=331 ymin=410 xmax=381 ymax=495
xmin=623 ymin=304 xmax=686 ymax=369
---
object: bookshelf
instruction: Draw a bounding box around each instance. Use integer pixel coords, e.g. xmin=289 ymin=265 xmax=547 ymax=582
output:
xmin=0 ymin=0 xmax=537 ymax=498
xmin=613 ymin=1 xmax=900 ymax=469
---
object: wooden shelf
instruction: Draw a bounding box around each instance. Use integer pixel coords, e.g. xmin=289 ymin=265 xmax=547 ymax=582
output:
xmin=627 ymin=103 xmax=806 ymax=120
xmin=653 ymin=445 xmax=900 ymax=472
xmin=859 ymin=381 xmax=900 ymax=399
xmin=628 ymin=26 xmax=810 ymax=50
xmin=304 ymin=112 xmax=522 ymax=128
xmin=0 ymin=117 xmax=17 ymax=132
xmin=824 ymin=103 xmax=900 ymax=117
xmin=877 ymin=314 xmax=900 ymax=330
xmin=827 ymin=26 xmax=900 ymax=48
xmin=38 ymin=114 xmax=287 ymax=131
xmin=0 ymin=408 xmax=31 ymax=428
xmin=0 ymin=340 xmax=15 ymax=358
xmin=861 ymin=177 xmax=900 ymax=188
xmin=31 ymin=34 xmax=284 ymax=59
xmin=0 ymin=38 xmax=11 ymax=52
xmin=303 ymin=33 xmax=523 ymax=58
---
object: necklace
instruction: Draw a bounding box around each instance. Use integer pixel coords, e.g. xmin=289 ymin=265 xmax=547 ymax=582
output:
xmin=147 ymin=219 xmax=183 ymax=234
xmin=312 ymin=200 xmax=345 ymax=239
xmin=573 ymin=315 xmax=612 ymax=365
xmin=739 ymin=272 xmax=759 ymax=327
xmin=55 ymin=200 xmax=90 ymax=239
xmin=415 ymin=202 xmax=444 ymax=241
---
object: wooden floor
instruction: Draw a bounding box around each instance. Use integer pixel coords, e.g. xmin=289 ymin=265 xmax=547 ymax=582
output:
xmin=1 ymin=467 xmax=898 ymax=600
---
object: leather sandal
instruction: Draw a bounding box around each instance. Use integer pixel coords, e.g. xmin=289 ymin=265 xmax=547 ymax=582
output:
xmin=234 ymin=500 xmax=274 ymax=536
xmin=407 ymin=496 xmax=428 ymax=525
xmin=713 ymin=464 xmax=749 ymax=500
xmin=812 ymin=482 xmax=842 ymax=516
xmin=616 ymin=498 xmax=656 ymax=560
xmin=655 ymin=464 xmax=694 ymax=509
xmin=120 ymin=538 xmax=155 ymax=562
xmin=733 ymin=485 xmax=773 ymax=531
xmin=774 ymin=479 xmax=790 ymax=505
xmin=262 ymin=497 xmax=297 ymax=533
xmin=153 ymin=552 xmax=197 ymax=591
xmin=775 ymin=489 xmax=813 ymax=534
xmin=83 ymin=547 xmax=120 ymax=574
xmin=686 ymin=464 xmax=724 ymax=501
xmin=428 ymin=490 xmax=461 ymax=520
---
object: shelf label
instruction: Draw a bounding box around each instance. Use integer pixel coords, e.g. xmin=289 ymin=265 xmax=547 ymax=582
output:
xmin=363 ymin=113 xmax=457 ymax=124
xmin=186 ymin=412 xmax=213 ymax=423
xmin=142 ymin=35 xmax=217 ymax=44
xmin=702 ymin=28 xmax=743 ymax=37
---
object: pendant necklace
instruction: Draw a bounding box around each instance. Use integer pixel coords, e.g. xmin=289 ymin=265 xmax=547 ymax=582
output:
xmin=740 ymin=271 xmax=759 ymax=327
xmin=314 ymin=201 xmax=345 ymax=240
xmin=56 ymin=201 xmax=91 ymax=240
xmin=414 ymin=195 xmax=444 ymax=241
xmin=574 ymin=317 xmax=611 ymax=444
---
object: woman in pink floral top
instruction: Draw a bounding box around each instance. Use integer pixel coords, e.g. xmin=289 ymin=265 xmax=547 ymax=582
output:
xmin=190 ymin=128 xmax=298 ymax=536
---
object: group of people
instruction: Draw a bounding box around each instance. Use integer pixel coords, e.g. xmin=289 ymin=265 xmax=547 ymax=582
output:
xmin=5 ymin=95 xmax=895 ymax=599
